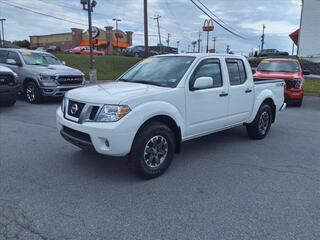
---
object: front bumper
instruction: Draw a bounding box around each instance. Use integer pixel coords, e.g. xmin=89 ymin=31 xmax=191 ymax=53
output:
xmin=56 ymin=108 xmax=137 ymax=157
xmin=41 ymin=85 xmax=84 ymax=97
xmin=285 ymin=89 xmax=303 ymax=100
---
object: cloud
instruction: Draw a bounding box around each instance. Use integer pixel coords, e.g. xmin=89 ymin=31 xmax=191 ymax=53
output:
xmin=240 ymin=20 xmax=299 ymax=36
xmin=0 ymin=0 xmax=301 ymax=54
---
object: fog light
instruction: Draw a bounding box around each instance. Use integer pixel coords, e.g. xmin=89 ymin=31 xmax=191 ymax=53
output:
xmin=105 ymin=139 xmax=110 ymax=148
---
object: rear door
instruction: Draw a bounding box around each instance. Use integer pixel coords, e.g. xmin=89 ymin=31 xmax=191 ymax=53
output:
xmin=226 ymin=58 xmax=254 ymax=124
xmin=186 ymin=58 xmax=229 ymax=137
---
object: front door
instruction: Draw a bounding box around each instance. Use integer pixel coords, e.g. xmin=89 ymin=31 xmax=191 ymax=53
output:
xmin=186 ymin=58 xmax=229 ymax=137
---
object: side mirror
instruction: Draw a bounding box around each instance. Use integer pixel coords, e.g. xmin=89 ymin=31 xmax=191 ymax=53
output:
xmin=6 ymin=59 xmax=17 ymax=65
xmin=192 ymin=77 xmax=213 ymax=90
xmin=303 ymin=70 xmax=310 ymax=75
xmin=61 ymin=61 xmax=66 ymax=65
xmin=252 ymin=68 xmax=256 ymax=74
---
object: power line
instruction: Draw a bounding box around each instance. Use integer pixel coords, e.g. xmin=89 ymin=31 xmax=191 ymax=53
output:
xmin=0 ymin=0 xmax=87 ymax=27
xmin=190 ymin=0 xmax=250 ymax=40
xmin=195 ymin=0 xmax=251 ymax=38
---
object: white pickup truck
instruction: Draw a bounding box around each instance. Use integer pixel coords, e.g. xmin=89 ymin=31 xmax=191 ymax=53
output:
xmin=56 ymin=54 xmax=286 ymax=179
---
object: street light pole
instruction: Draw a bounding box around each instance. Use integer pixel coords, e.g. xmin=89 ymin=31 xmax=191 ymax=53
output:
xmin=0 ymin=19 xmax=6 ymax=48
xmin=81 ymin=0 xmax=97 ymax=83
xmin=143 ymin=0 xmax=149 ymax=57
xmin=261 ymin=24 xmax=266 ymax=51
xmin=112 ymin=18 xmax=121 ymax=54
xmin=212 ymin=37 xmax=216 ymax=53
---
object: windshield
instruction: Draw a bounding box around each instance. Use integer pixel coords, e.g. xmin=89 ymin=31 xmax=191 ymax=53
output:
xmin=257 ymin=60 xmax=300 ymax=73
xmin=119 ymin=56 xmax=195 ymax=87
xmin=21 ymin=52 xmax=62 ymax=65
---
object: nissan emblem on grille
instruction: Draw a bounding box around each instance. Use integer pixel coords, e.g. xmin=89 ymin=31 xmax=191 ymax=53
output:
xmin=71 ymin=104 xmax=78 ymax=114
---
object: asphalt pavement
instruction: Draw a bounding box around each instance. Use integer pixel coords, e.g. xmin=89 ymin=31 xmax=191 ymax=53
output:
xmin=1 ymin=96 xmax=320 ymax=240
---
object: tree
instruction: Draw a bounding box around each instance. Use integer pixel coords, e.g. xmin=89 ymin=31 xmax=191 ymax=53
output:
xmin=12 ymin=40 xmax=30 ymax=48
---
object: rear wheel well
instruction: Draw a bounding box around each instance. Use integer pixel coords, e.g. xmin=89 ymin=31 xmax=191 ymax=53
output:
xmin=262 ymin=98 xmax=276 ymax=123
xmin=135 ymin=115 xmax=181 ymax=154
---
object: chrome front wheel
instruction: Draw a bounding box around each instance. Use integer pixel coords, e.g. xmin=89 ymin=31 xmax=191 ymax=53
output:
xmin=144 ymin=135 xmax=169 ymax=169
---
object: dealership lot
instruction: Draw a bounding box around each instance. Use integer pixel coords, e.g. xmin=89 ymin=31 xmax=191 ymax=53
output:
xmin=1 ymin=96 xmax=320 ymax=240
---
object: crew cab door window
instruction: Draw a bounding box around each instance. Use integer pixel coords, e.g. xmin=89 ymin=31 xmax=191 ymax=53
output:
xmin=7 ymin=52 xmax=22 ymax=65
xmin=226 ymin=59 xmax=247 ymax=85
xmin=186 ymin=58 xmax=228 ymax=136
xmin=0 ymin=50 xmax=8 ymax=63
xmin=190 ymin=60 xmax=222 ymax=89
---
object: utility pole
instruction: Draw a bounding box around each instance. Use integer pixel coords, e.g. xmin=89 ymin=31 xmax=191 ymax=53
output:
xmin=176 ymin=41 xmax=180 ymax=53
xmin=212 ymin=37 xmax=216 ymax=53
xmin=192 ymin=41 xmax=197 ymax=52
xmin=112 ymin=18 xmax=121 ymax=54
xmin=143 ymin=0 xmax=149 ymax=57
xmin=291 ymin=42 xmax=295 ymax=56
xmin=0 ymin=19 xmax=6 ymax=48
xmin=154 ymin=15 xmax=162 ymax=53
xmin=226 ymin=45 xmax=230 ymax=54
xmin=261 ymin=24 xmax=266 ymax=51
xmin=81 ymin=0 xmax=97 ymax=83
xmin=197 ymin=31 xmax=201 ymax=53
xmin=166 ymin=33 xmax=170 ymax=47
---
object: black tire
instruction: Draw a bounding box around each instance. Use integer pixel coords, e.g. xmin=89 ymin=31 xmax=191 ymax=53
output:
xmin=4 ymin=98 xmax=16 ymax=106
xmin=295 ymin=98 xmax=303 ymax=107
xmin=25 ymin=81 xmax=42 ymax=104
xmin=246 ymin=104 xmax=273 ymax=140
xmin=129 ymin=122 xmax=175 ymax=179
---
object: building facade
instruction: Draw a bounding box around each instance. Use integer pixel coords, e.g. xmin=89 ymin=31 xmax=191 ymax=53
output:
xmin=297 ymin=0 xmax=320 ymax=59
xmin=30 ymin=27 xmax=133 ymax=54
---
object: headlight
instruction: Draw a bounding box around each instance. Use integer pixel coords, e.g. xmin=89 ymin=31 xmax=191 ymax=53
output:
xmin=293 ymin=79 xmax=302 ymax=89
xmin=61 ymin=97 xmax=67 ymax=113
xmin=96 ymin=105 xmax=131 ymax=122
xmin=39 ymin=74 xmax=55 ymax=81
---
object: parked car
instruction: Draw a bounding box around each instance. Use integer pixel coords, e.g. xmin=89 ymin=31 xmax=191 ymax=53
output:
xmin=122 ymin=46 xmax=158 ymax=57
xmin=0 ymin=66 xmax=19 ymax=106
xmin=259 ymin=49 xmax=289 ymax=57
xmin=57 ymin=54 xmax=286 ymax=179
xmin=0 ymin=48 xmax=85 ymax=104
xmin=254 ymin=58 xmax=309 ymax=106
xmin=65 ymin=46 xmax=105 ymax=56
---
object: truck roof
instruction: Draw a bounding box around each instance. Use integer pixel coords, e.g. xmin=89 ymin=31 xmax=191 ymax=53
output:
xmin=156 ymin=53 xmax=245 ymax=58
xmin=0 ymin=48 xmax=52 ymax=55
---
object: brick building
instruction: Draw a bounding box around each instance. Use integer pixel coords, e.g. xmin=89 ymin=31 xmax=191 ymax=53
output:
xmin=30 ymin=27 xmax=133 ymax=54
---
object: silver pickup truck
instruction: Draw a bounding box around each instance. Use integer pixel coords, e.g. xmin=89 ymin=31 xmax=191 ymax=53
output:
xmin=0 ymin=49 xmax=85 ymax=104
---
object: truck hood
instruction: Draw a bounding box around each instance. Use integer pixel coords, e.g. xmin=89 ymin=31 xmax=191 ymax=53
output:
xmin=26 ymin=64 xmax=83 ymax=76
xmin=66 ymin=81 xmax=172 ymax=105
xmin=254 ymin=71 xmax=302 ymax=80
xmin=0 ymin=65 xmax=15 ymax=74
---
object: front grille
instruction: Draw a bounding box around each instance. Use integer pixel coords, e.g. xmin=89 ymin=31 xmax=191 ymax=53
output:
xmin=62 ymin=126 xmax=91 ymax=142
xmin=67 ymin=100 xmax=85 ymax=118
xmin=89 ymin=106 xmax=100 ymax=120
xmin=57 ymin=75 xmax=83 ymax=85
xmin=0 ymin=74 xmax=15 ymax=86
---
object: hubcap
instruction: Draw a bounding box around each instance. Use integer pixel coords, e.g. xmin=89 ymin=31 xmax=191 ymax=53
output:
xmin=26 ymin=85 xmax=36 ymax=102
xmin=258 ymin=111 xmax=270 ymax=135
xmin=144 ymin=135 xmax=168 ymax=169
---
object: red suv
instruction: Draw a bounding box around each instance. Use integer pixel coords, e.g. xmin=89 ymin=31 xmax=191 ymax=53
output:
xmin=254 ymin=58 xmax=310 ymax=107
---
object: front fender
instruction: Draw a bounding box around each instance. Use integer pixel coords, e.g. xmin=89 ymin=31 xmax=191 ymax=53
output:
xmin=133 ymin=101 xmax=186 ymax=136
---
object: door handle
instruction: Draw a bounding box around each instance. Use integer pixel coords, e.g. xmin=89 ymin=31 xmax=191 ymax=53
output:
xmin=245 ymin=89 xmax=252 ymax=93
xmin=219 ymin=92 xmax=228 ymax=97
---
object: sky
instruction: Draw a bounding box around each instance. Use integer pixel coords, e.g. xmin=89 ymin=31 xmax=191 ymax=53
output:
xmin=0 ymin=0 xmax=302 ymax=55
